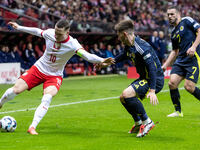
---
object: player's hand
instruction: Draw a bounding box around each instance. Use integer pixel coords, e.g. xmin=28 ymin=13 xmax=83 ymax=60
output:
xmin=186 ymin=46 xmax=196 ymax=57
xmin=161 ymin=65 xmax=167 ymax=72
xmin=147 ymin=90 xmax=159 ymax=105
xmin=95 ymin=63 xmax=106 ymax=70
xmin=95 ymin=58 xmax=115 ymax=70
xmin=102 ymin=57 xmax=115 ymax=65
xmin=7 ymin=22 xmax=19 ymax=29
xmin=94 ymin=63 xmax=100 ymax=70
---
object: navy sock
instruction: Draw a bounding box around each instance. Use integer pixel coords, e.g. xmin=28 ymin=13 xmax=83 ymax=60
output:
xmin=192 ymin=87 xmax=200 ymax=100
xmin=170 ymin=89 xmax=181 ymax=112
xmin=123 ymin=97 xmax=148 ymax=121
xmin=121 ymin=99 xmax=141 ymax=122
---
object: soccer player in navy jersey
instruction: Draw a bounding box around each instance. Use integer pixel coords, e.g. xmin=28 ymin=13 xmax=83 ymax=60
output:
xmin=162 ymin=6 xmax=200 ymax=117
xmin=97 ymin=19 xmax=164 ymax=137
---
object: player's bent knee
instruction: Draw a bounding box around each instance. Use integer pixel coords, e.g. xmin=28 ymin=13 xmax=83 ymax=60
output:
xmin=121 ymin=90 xmax=129 ymax=99
xmin=120 ymin=95 xmax=124 ymax=102
xmin=184 ymin=84 xmax=194 ymax=93
xmin=168 ymin=81 xmax=177 ymax=89
xmin=13 ymin=85 xmax=25 ymax=94
xmin=120 ymin=87 xmax=136 ymax=103
xmin=44 ymin=86 xmax=58 ymax=96
xmin=13 ymin=79 xmax=28 ymax=94
xmin=120 ymin=94 xmax=127 ymax=104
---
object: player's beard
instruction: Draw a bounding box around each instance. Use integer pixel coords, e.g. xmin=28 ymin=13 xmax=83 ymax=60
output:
xmin=169 ymin=17 xmax=177 ymax=26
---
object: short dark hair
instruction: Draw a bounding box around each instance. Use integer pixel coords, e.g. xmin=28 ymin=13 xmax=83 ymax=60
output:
xmin=114 ymin=19 xmax=134 ymax=33
xmin=56 ymin=19 xmax=70 ymax=30
xmin=167 ymin=6 xmax=180 ymax=13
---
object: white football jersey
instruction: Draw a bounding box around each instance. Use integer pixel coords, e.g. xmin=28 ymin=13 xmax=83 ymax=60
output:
xmin=34 ymin=29 xmax=82 ymax=76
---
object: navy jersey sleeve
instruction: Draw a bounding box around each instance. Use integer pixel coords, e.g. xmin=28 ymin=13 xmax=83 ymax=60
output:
xmin=114 ymin=47 xmax=128 ymax=63
xmin=183 ymin=17 xmax=200 ymax=31
xmin=171 ymin=35 xmax=179 ymax=50
xmin=142 ymin=50 xmax=157 ymax=89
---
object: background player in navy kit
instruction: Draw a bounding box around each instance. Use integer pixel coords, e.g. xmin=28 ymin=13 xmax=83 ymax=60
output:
xmin=162 ymin=6 xmax=200 ymax=117
xmin=97 ymin=19 xmax=164 ymax=138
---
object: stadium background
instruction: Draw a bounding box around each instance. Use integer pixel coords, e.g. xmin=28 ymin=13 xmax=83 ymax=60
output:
xmin=0 ymin=1 xmax=200 ymax=150
xmin=1 ymin=0 xmax=199 ymax=76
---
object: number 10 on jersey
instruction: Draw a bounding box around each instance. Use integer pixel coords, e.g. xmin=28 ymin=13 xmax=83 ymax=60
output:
xmin=50 ymin=54 xmax=56 ymax=63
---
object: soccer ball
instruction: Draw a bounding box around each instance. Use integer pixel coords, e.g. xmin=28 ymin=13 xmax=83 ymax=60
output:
xmin=0 ymin=116 xmax=17 ymax=132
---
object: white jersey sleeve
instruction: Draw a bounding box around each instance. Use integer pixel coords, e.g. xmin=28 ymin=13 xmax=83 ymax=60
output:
xmin=70 ymin=38 xmax=83 ymax=53
xmin=17 ymin=26 xmax=43 ymax=37
xmin=41 ymin=29 xmax=55 ymax=41
xmin=76 ymin=49 xmax=104 ymax=63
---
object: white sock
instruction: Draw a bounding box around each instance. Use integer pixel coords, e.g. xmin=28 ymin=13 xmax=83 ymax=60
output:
xmin=142 ymin=118 xmax=151 ymax=125
xmin=135 ymin=120 xmax=142 ymax=125
xmin=30 ymin=94 xmax=52 ymax=129
xmin=0 ymin=88 xmax=16 ymax=105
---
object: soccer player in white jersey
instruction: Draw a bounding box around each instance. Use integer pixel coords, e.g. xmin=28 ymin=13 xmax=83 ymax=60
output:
xmin=0 ymin=19 xmax=114 ymax=135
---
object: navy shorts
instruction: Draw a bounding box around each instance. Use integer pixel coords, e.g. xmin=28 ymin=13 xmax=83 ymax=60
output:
xmin=171 ymin=62 xmax=199 ymax=83
xmin=131 ymin=77 xmax=164 ymax=100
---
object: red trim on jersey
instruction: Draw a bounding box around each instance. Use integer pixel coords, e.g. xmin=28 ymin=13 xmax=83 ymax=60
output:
xmin=53 ymin=43 xmax=61 ymax=49
xmin=56 ymin=35 xmax=70 ymax=43
xmin=75 ymin=48 xmax=84 ymax=54
xmin=43 ymin=106 xmax=48 ymax=110
xmin=41 ymin=30 xmax=44 ymax=37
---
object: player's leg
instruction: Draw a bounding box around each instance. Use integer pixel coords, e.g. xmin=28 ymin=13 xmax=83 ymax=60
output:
xmin=28 ymin=85 xmax=57 ymax=135
xmin=167 ymin=66 xmax=185 ymax=117
xmin=135 ymin=77 xmax=164 ymax=137
xmin=190 ymin=83 xmax=200 ymax=100
xmin=0 ymin=78 xmax=28 ymax=108
xmin=120 ymin=86 xmax=142 ymax=133
xmin=120 ymin=79 xmax=154 ymax=137
xmin=184 ymin=63 xmax=200 ymax=100
xmin=131 ymin=79 xmax=155 ymax=137
xmin=0 ymin=66 xmax=44 ymax=108
xmin=184 ymin=79 xmax=196 ymax=93
xmin=28 ymin=76 xmax=62 ymax=135
xmin=135 ymin=76 xmax=164 ymax=137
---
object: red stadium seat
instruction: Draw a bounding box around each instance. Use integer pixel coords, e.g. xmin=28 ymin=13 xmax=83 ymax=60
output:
xmin=3 ymin=10 xmax=18 ymax=22
xmin=73 ymin=63 xmax=78 ymax=67
xmin=79 ymin=63 xmax=84 ymax=67
xmin=26 ymin=8 xmax=38 ymax=19
xmin=67 ymin=64 xmax=72 ymax=67
xmin=20 ymin=17 xmax=38 ymax=27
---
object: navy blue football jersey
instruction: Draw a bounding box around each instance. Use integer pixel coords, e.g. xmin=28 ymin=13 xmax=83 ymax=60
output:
xmin=171 ymin=17 xmax=200 ymax=66
xmin=115 ymin=36 xmax=164 ymax=89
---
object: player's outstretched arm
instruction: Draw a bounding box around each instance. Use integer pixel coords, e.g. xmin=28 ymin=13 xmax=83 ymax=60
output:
xmin=8 ymin=22 xmax=43 ymax=37
xmin=76 ymin=49 xmax=115 ymax=64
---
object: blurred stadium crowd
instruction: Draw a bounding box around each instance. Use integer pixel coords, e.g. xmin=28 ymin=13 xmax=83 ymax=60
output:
xmin=1 ymin=0 xmax=199 ymax=32
xmin=0 ymin=0 xmax=199 ymax=76
xmin=0 ymin=32 xmax=168 ymax=76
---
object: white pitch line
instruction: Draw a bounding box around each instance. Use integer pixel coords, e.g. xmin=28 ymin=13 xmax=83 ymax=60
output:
xmin=0 ymin=96 xmax=119 ymax=114
xmin=0 ymin=86 xmax=188 ymax=115
xmin=64 ymin=74 xmax=120 ymax=80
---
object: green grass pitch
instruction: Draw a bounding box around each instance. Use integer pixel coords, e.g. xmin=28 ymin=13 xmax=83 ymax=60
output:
xmin=0 ymin=75 xmax=200 ymax=150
